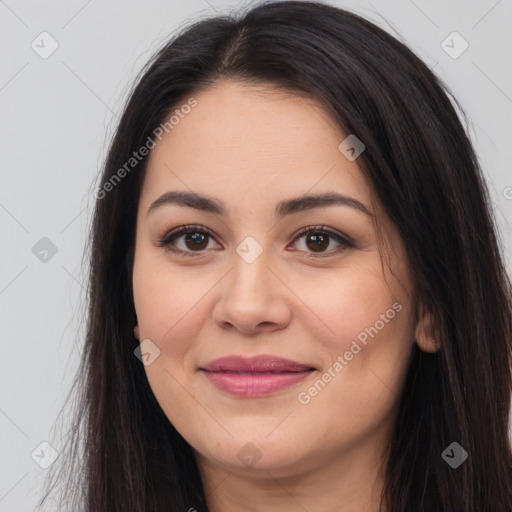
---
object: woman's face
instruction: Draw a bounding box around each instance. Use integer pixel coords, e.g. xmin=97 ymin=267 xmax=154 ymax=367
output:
xmin=132 ymin=80 xmax=426 ymax=477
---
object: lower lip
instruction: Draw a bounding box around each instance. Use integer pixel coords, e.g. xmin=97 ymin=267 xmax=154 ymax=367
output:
xmin=201 ymin=370 xmax=314 ymax=397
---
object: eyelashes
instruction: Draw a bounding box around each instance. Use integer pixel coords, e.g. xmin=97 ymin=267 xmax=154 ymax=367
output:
xmin=157 ymin=224 xmax=355 ymax=258
xmin=158 ymin=224 xmax=219 ymax=257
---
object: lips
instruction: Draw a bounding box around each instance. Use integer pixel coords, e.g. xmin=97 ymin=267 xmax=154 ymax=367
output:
xmin=199 ymin=355 xmax=316 ymax=397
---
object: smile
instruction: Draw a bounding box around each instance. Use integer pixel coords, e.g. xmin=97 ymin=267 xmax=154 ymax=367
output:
xmin=199 ymin=354 xmax=316 ymax=397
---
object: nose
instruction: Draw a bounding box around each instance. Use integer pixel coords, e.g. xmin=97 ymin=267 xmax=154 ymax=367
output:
xmin=212 ymin=248 xmax=292 ymax=335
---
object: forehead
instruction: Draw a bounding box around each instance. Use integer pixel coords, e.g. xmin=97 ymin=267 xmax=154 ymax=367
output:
xmin=140 ymin=79 xmax=373 ymax=216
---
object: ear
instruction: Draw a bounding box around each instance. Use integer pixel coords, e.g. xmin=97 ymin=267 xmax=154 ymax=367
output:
xmin=414 ymin=305 xmax=440 ymax=353
xmin=133 ymin=324 xmax=140 ymax=340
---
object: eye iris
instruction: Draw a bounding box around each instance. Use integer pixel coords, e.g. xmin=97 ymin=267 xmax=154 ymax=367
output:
xmin=306 ymin=233 xmax=329 ymax=252
xmin=185 ymin=232 xmax=208 ymax=250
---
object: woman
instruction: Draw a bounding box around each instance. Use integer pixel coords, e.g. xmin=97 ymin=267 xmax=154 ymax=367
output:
xmin=39 ymin=1 xmax=512 ymax=510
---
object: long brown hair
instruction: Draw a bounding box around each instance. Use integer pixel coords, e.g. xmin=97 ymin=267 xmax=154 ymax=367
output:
xmin=39 ymin=1 xmax=512 ymax=510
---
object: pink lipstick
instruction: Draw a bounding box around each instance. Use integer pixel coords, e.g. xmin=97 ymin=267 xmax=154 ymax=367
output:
xmin=199 ymin=355 xmax=316 ymax=397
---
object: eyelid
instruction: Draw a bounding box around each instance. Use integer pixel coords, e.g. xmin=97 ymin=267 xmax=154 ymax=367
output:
xmin=158 ymin=224 xmax=354 ymax=257
xmin=157 ymin=224 xmax=220 ymax=256
xmin=290 ymin=225 xmax=355 ymax=247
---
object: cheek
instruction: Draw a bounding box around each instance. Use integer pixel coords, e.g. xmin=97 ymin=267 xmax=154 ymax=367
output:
xmin=293 ymin=253 xmax=412 ymax=355
xmin=132 ymin=256 xmax=212 ymax=349
xmin=291 ymin=255 xmax=414 ymax=426
xmin=132 ymin=260 xmax=214 ymax=441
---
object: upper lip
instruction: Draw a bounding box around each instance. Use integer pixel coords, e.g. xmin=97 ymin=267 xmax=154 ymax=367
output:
xmin=200 ymin=355 xmax=316 ymax=373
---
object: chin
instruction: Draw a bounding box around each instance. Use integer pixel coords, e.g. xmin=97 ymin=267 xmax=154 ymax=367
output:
xmin=195 ymin=434 xmax=312 ymax=474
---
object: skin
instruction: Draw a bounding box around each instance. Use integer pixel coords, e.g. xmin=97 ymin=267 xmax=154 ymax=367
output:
xmin=132 ymin=79 xmax=438 ymax=512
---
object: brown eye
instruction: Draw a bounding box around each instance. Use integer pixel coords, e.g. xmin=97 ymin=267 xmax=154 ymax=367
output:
xmin=184 ymin=231 xmax=209 ymax=250
xmin=291 ymin=226 xmax=354 ymax=257
xmin=305 ymin=233 xmax=330 ymax=252
xmin=159 ymin=225 xmax=221 ymax=256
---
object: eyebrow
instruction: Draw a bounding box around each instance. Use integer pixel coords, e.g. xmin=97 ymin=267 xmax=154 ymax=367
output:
xmin=147 ymin=191 xmax=373 ymax=218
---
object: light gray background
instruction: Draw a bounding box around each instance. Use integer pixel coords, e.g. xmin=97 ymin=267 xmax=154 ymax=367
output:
xmin=1 ymin=0 xmax=511 ymax=510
